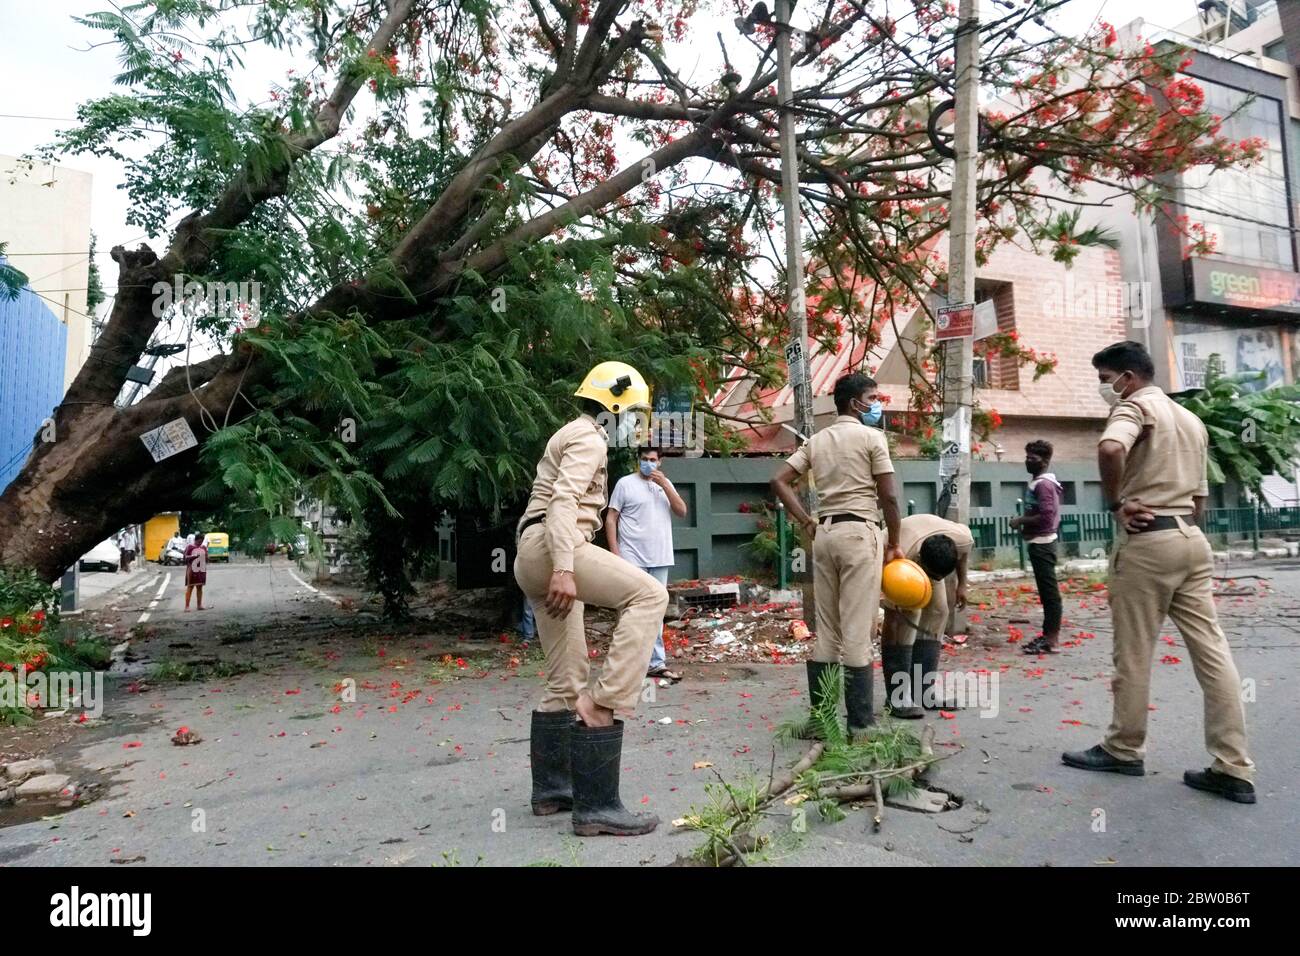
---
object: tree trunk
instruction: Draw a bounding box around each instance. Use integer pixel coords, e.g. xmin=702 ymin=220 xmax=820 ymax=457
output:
xmin=0 ymin=339 xmax=261 ymax=582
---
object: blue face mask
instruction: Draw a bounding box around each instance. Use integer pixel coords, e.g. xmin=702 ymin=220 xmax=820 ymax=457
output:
xmin=639 ymin=459 xmax=658 ymax=477
xmin=859 ymin=400 xmax=883 ymax=426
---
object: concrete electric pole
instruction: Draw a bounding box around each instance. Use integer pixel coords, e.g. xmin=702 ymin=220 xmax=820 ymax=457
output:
xmin=939 ymin=0 xmax=980 ymax=524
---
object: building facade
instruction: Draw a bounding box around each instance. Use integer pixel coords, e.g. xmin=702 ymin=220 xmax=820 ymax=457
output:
xmin=0 ymin=154 xmax=94 ymax=391
xmin=710 ymin=238 xmax=1125 ymax=469
xmin=1095 ymin=8 xmax=1300 ymax=398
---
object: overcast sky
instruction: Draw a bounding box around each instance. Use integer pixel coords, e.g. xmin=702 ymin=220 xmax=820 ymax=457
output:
xmin=0 ymin=0 xmax=1209 ymax=319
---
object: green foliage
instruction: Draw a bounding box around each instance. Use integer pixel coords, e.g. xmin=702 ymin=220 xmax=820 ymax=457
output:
xmin=86 ymin=232 xmax=106 ymax=314
xmin=686 ymin=774 xmax=767 ymax=866
xmin=0 ymin=242 xmax=28 ymax=301
xmin=742 ymin=501 xmax=782 ymax=576
xmin=0 ymin=566 xmax=61 ymax=622
xmin=775 ymin=663 xmax=846 ymax=746
xmin=0 ymin=584 xmax=114 ymax=725
xmin=1175 ymin=355 xmax=1300 ymax=493
xmin=1031 ymin=208 xmax=1120 ymax=267
xmin=802 ymin=723 xmax=924 ymax=800
xmin=687 ymin=668 xmax=929 ymax=864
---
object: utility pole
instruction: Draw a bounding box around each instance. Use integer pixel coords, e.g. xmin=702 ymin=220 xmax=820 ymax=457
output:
xmin=939 ymin=0 xmax=979 ymax=524
xmin=776 ymin=0 xmax=815 ymax=455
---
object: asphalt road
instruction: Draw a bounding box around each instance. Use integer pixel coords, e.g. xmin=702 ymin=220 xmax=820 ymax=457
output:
xmin=1 ymin=556 xmax=1295 ymax=867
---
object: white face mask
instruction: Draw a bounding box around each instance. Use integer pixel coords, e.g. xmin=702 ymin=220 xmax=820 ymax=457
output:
xmin=1098 ymin=373 xmax=1129 ymax=407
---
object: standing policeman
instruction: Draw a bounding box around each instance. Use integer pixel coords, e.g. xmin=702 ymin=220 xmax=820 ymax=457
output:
xmin=514 ymin=361 xmax=669 ymax=835
xmin=772 ymin=372 xmax=904 ymax=738
xmin=1063 ymin=341 xmax=1256 ymax=803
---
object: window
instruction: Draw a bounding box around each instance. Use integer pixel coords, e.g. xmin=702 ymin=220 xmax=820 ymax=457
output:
xmin=974 ymin=280 xmax=1018 ymax=390
xmin=1060 ymin=481 xmax=1077 ymax=506
xmin=971 ymin=482 xmax=993 ymax=508
xmin=1179 ymin=80 xmax=1294 ymax=270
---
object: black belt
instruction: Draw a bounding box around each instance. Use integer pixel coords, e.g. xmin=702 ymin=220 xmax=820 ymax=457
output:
xmin=822 ymin=514 xmax=867 ymax=524
xmin=519 ymin=514 xmax=545 ymax=533
xmin=1126 ymin=514 xmax=1187 ymax=534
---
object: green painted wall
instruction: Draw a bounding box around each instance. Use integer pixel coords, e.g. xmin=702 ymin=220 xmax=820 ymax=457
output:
xmin=655 ymin=456 xmax=1106 ymax=580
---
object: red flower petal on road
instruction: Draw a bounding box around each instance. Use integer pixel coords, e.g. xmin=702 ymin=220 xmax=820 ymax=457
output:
xmin=123 ymin=741 xmax=142 ymax=748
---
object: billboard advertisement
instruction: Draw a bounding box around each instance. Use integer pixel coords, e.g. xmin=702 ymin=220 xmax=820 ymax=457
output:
xmin=1173 ymin=320 xmax=1286 ymax=392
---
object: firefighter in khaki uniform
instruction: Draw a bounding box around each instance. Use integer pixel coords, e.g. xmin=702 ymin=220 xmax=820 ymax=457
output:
xmin=880 ymin=514 xmax=972 ymax=717
xmin=514 ymin=361 xmax=669 ymax=836
xmin=1064 ymin=341 xmax=1256 ymax=804
xmin=772 ymin=372 xmax=904 ymax=738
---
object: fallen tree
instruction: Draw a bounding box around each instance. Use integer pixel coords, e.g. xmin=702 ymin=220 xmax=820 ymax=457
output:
xmin=0 ymin=0 xmax=1259 ymax=592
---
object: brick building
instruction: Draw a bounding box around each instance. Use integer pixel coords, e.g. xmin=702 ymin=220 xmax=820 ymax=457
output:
xmin=711 ymin=238 xmax=1126 ymax=469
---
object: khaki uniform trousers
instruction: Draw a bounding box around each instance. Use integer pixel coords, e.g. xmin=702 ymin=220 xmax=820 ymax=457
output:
xmin=811 ymin=519 xmax=883 ymax=668
xmin=514 ymin=523 xmax=669 ymax=714
xmin=888 ymin=572 xmax=956 ymax=647
xmin=1103 ymin=519 xmax=1255 ymax=781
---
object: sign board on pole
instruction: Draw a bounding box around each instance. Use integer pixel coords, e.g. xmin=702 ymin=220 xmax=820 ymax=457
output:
xmin=973 ymin=298 xmax=998 ymax=341
xmin=140 ymin=418 xmax=198 ymax=463
xmin=935 ymin=302 xmax=975 ymax=340
xmin=784 ymin=339 xmax=807 ymax=388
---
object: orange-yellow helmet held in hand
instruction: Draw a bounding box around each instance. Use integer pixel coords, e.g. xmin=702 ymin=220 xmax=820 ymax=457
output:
xmin=574 ymin=361 xmax=651 ymax=414
xmin=882 ymin=558 xmax=933 ymax=611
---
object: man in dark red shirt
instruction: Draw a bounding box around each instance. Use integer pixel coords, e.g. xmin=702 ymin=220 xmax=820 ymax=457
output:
xmin=1010 ymin=440 xmax=1062 ymax=654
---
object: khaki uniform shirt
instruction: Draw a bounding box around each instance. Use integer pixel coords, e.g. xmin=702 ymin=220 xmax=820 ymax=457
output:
xmin=900 ymin=514 xmax=974 ymax=565
xmin=1099 ymin=385 xmax=1208 ymax=515
xmin=520 ymin=415 xmax=609 ymax=572
xmin=785 ymin=415 xmax=895 ymax=519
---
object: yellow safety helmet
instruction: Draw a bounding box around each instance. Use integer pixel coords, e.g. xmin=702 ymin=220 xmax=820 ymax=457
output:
xmin=574 ymin=361 xmax=651 ymax=414
xmin=882 ymin=558 xmax=933 ymax=611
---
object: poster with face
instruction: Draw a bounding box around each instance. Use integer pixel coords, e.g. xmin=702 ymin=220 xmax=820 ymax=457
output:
xmin=1174 ymin=322 xmax=1286 ymax=393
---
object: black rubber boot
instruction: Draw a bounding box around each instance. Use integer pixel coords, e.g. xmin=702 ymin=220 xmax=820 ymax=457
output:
xmin=795 ymin=660 xmax=836 ymax=739
xmin=880 ymin=644 xmax=922 ymax=719
xmin=845 ymin=665 xmax=875 ymax=739
xmin=914 ymin=639 xmax=960 ymax=711
xmin=570 ymin=720 xmax=660 ymax=836
xmin=530 ymin=710 xmax=574 ymax=816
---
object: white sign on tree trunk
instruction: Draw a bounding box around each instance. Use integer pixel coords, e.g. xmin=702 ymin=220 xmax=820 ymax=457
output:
xmin=140 ymin=418 xmax=198 ymax=463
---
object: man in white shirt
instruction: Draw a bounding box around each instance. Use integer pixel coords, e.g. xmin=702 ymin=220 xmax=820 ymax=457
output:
xmin=115 ymin=526 xmax=139 ymax=573
xmin=165 ymin=532 xmax=186 ymax=563
xmin=607 ymin=448 xmax=688 ymax=681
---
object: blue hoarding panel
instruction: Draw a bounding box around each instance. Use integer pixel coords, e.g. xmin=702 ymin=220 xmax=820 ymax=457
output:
xmin=0 ymin=269 xmax=68 ymax=492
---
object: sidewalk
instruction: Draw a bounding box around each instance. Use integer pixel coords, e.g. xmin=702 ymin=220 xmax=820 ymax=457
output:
xmin=968 ymin=540 xmax=1300 ymax=586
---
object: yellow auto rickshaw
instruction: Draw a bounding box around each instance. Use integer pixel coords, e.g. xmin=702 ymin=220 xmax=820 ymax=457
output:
xmin=206 ymin=532 xmax=230 ymax=562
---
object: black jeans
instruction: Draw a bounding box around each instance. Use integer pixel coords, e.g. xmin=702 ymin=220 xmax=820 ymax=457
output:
xmin=1028 ymin=541 xmax=1062 ymax=640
